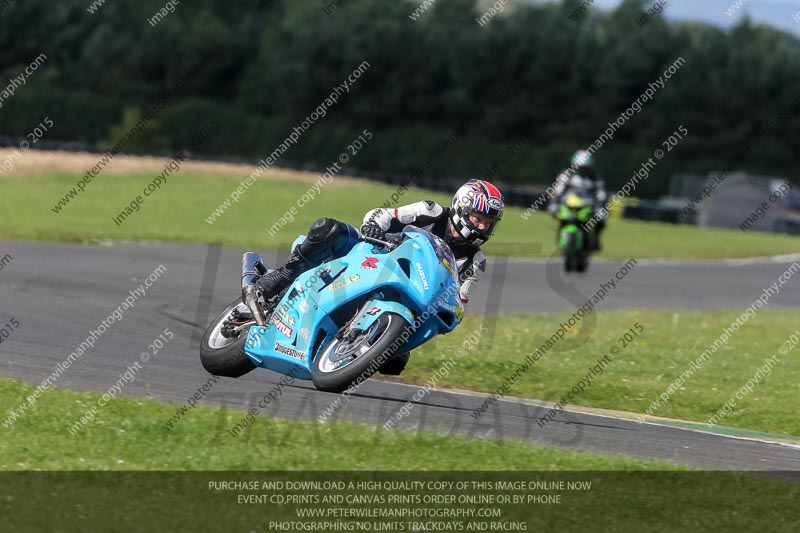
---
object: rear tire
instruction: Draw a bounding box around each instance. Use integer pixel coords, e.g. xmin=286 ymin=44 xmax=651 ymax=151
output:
xmin=200 ymin=298 xmax=257 ymax=378
xmin=311 ymin=313 xmax=410 ymax=393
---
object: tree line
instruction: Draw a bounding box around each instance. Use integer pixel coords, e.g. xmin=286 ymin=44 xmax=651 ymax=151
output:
xmin=1 ymin=0 xmax=799 ymax=198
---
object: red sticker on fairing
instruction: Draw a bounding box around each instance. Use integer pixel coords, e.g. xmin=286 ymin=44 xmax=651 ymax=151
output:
xmin=361 ymin=257 xmax=379 ymax=269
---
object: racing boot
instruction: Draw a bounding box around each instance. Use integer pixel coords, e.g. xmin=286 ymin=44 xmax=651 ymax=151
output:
xmin=255 ymin=248 xmax=311 ymax=302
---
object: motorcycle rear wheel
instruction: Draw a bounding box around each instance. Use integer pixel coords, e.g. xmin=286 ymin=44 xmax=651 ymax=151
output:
xmin=200 ymin=298 xmax=257 ymax=378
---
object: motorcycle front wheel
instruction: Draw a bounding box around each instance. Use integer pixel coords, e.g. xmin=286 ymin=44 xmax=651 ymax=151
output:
xmin=562 ymin=231 xmax=577 ymax=272
xmin=311 ymin=312 xmax=410 ymax=393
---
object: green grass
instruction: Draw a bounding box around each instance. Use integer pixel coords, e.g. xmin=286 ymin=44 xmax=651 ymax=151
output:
xmin=1 ymin=171 xmax=799 ymax=259
xmin=0 ymin=377 xmax=672 ymax=471
xmin=401 ymin=309 xmax=800 ymax=437
xmin=3 ymin=379 xmax=800 ymax=532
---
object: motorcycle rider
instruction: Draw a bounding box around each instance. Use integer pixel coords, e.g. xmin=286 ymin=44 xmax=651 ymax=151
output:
xmin=549 ymin=150 xmax=607 ymax=250
xmin=249 ymin=179 xmax=504 ymax=374
xmin=255 ymin=178 xmax=503 ymax=305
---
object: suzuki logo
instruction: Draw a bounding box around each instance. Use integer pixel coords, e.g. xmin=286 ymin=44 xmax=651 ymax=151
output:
xmin=361 ymin=257 xmax=379 ymax=269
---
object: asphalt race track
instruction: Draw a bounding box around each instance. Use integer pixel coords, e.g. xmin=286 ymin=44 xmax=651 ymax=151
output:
xmin=1 ymin=240 xmax=799 ymax=471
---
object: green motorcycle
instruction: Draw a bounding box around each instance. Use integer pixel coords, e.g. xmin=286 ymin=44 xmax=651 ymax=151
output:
xmin=554 ymin=190 xmax=595 ymax=273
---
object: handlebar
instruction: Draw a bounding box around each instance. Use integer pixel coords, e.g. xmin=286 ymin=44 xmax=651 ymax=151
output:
xmin=361 ymin=235 xmax=399 ymax=251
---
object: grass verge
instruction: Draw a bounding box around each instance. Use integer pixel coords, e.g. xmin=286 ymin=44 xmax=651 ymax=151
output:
xmin=0 ymin=377 xmax=671 ymax=471
xmin=401 ymin=309 xmax=800 ymax=437
xmin=2 ymin=379 xmax=800 ymax=532
xmin=1 ymin=172 xmax=799 ymax=259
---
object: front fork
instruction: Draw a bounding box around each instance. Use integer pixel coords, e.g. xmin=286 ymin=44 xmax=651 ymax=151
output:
xmin=337 ymin=299 xmax=376 ymax=341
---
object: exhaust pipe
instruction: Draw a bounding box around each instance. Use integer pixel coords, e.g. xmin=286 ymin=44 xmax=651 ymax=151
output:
xmin=241 ymin=252 xmax=268 ymax=326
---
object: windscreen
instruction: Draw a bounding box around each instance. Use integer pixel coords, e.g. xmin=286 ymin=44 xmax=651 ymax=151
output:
xmin=402 ymin=226 xmax=458 ymax=282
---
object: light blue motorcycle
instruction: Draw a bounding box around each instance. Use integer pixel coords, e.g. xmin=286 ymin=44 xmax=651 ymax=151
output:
xmin=199 ymin=225 xmax=463 ymax=392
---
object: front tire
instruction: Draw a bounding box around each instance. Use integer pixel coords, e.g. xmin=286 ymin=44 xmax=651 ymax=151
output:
xmin=563 ymin=232 xmax=576 ymax=272
xmin=311 ymin=313 xmax=410 ymax=393
xmin=575 ymin=253 xmax=589 ymax=273
xmin=200 ymin=298 xmax=257 ymax=378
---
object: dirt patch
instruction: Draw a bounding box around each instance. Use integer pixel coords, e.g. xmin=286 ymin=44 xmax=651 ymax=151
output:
xmin=0 ymin=148 xmax=363 ymax=185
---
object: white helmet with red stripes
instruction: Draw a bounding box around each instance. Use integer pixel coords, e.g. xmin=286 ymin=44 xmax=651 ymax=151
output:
xmin=450 ymin=179 xmax=504 ymax=245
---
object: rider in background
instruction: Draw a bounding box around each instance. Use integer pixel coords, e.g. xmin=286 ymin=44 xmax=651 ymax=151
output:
xmin=549 ymin=150 xmax=607 ymax=250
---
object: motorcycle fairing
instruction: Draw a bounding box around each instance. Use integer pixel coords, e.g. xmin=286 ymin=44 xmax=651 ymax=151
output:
xmin=244 ymin=226 xmax=462 ymax=379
